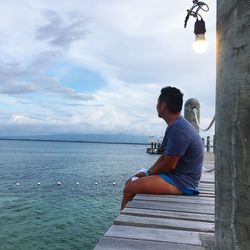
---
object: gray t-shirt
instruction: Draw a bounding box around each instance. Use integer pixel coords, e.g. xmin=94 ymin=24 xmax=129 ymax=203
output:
xmin=161 ymin=116 xmax=204 ymax=189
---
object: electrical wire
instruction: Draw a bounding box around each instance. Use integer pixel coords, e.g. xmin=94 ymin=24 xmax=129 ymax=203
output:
xmin=184 ymin=1 xmax=209 ymax=28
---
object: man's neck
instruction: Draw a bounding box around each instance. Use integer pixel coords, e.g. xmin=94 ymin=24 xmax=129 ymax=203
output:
xmin=164 ymin=113 xmax=181 ymax=126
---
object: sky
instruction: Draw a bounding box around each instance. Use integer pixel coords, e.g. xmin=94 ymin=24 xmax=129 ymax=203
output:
xmin=0 ymin=0 xmax=216 ymax=139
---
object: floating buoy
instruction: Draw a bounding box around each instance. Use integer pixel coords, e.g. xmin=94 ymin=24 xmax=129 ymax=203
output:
xmin=16 ymin=182 xmax=20 ymax=186
xmin=57 ymin=181 xmax=61 ymax=185
xmin=76 ymin=182 xmax=79 ymax=185
xmin=112 ymin=182 xmax=116 ymax=186
xmin=95 ymin=182 xmax=98 ymax=185
xmin=37 ymin=182 xmax=41 ymax=186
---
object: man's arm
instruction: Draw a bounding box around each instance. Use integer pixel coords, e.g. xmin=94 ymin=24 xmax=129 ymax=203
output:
xmin=148 ymin=155 xmax=165 ymax=171
xmin=133 ymin=154 xmax=180 ymax=179
xmin=149 ymin=155 xmax=181 ymax=175
xmin=134 ymin=155 xmax=166 ymax=178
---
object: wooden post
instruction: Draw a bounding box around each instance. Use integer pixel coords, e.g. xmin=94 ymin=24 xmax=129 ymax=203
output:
xmin=216 ymin=1 xmax=250 ymax=249
xmin=184 ymin=98 xmax=200 ymax=133
xmin=206 ymin=136 xmax=210 ymax=152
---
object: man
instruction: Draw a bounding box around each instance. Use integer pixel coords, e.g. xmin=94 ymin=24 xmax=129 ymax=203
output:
xmin=121 ymin=86 xmax=204 ymax=210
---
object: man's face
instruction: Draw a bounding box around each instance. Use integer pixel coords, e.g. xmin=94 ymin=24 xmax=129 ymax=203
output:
xmin=156 ymin=99 xmax=163 ymax=118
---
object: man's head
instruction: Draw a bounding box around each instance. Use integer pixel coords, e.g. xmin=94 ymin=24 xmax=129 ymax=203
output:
xmin=157 ymin=86 xmax=183 ymax=117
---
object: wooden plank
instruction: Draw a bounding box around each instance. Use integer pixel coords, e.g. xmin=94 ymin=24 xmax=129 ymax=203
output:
xmin=200 ymin=182 xmax=214 ymax=185
xmin=198 ymin=185 xmax=215 ymax=189
xmin=135 ymin=193 xmax=215 ymax=198
xmin=199 ymin=188 xmax=214 ymax=192
xmin=199 ymin=186 xmax=215 ymax=190
xmin=199 ymin=189 xmax=215 ymax=192
xmin=201 ymin=173 xmax=214 ymax=177
xmin=94 ymin=236 xmax=206 ymax=250
xmin=135 ymin=194 xmax=214 ymax=201
xmin=127 ymin=200 xmax=214 ymax=215
xmin=135 ymin=194 xmax=214 ymax=199
xmin=134 ymin=192 xmax=215 ymax=200
xmin=200 ymin=176 xmax=214 ymax=183
xmin=134 ymin=195 xmax=214 ymax=205
xmin=201 ymin=172 xmax=214 ymax=177
xmin=198 ymin=186 xmax=214 ymax=191
xmin=199 ymin=182 xmax=215 ymax=186
xmin=199 ymin=192 xmax=214 ymax=196
xmin=198 ymin=194 xmax=215 ymax=198
xmin=199 ymin=192 xmax=214 ymax=195
xmin=122 ymin=207 xmax=215 ymax=222
xmin=114 ymin=214 xmax=215 ymax=233
xmin=104 ymin=225 xmax=212 ymax=246
xmin=199 ymin=189 xmax=215 ymax=193
xmin=199 ymin=180 xmax=215 ymax=184
xmin=198 ymin=187 xmax=215 ymax=191
xmin=197 ymin=192 xmax=214 ymax=196
xmin=203 ymin=162 xmax=215 ymax=166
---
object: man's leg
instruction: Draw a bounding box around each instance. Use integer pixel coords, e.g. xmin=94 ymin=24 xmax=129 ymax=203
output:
xmin=121 ymin=175 xmax=182 ymax=210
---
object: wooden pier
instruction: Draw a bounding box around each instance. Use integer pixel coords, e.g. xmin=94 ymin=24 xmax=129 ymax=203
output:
xmin=95 ymin=153 xmax=215 ymax=250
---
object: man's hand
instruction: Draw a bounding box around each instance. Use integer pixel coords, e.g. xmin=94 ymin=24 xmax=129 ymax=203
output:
xmin=135 ymin=172 xmax=146 ymax=178
xmin=125 ymin=171 xmax=147 ymax=185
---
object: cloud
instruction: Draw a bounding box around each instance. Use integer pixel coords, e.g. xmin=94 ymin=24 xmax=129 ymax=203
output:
xmin=0 ymin=52 xmax=96 ymax=100
xmin=0 ymin=0 xmax=217 ymax=136
xmin=0 ymin=61 xmax=37 ymax=94
xmin=54 ymin=102 xmax=104 ymax=107
xmin=0 ymin=81 xmax=163 ymax=136
xmin=31 ymin=50 xmax=63 ymax=72
xmin=36 ymin=9 xmax=88 ymax=48
xmin=64 ymin=90 xmax=95 ymax=101
xmin=0 ymin=62 xmax=72 ymax=100
xmin=36 ymin=76 xmax=95 ymax=101
xmin=0 ymin=82 xmax=37 ymax=95
xmin=10 ymin=114 xmax=42 ymax=125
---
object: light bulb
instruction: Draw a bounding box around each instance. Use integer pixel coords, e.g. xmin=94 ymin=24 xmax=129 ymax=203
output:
xmin=193 ymin=34 xmax=208 ymax=53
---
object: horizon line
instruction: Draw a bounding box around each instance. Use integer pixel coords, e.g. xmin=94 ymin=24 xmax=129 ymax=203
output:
xmin=0 ymin=138 xmax=149 ymax=146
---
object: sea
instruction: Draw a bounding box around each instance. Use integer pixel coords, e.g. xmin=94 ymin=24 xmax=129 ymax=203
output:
xmin=0 ymin=140 xmax=158 ymax=250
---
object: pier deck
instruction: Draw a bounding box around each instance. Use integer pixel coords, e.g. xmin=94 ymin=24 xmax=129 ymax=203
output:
xmin=95 ymin=153 xmax=215 ymax=250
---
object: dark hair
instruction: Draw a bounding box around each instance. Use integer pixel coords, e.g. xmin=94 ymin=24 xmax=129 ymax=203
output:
xmin=159 ymin=86 xmax=183 ymax=113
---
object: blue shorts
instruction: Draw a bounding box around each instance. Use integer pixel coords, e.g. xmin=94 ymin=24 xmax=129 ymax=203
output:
xmin=159 ymin=173 xmax=199 ymax=195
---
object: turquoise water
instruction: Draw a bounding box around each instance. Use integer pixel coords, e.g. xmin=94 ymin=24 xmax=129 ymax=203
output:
xmin=0 ymin=140 xmax=157 ymax=250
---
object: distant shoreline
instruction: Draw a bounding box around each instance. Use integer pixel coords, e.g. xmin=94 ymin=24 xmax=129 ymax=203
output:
xmin=0 ymin=138 xmax=148 ymax=146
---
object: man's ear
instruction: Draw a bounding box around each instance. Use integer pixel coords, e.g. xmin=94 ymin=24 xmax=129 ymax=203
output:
xmin=161 ymin=102 xmax=167 ymax=109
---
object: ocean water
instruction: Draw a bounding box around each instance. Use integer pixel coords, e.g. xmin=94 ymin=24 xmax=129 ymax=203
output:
xmin=0 ymin=140 xmax=157 ymax=250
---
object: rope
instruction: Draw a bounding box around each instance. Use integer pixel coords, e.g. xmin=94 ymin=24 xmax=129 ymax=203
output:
xmin=192 ymin=108 xmax=215 ymax=172
xmin=203 ymin=165 xmax=214 ymax=172
xmin=193 ymin=108 xmax=215 ymax=131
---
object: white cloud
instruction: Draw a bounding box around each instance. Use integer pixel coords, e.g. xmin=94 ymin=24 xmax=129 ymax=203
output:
xmin=36 ymin=9 xmax=88 ymax=48
xmin=10 ymin=114 xmax=41 ymax=125
xmin=0 ymin=0 xmax=217 ymax=137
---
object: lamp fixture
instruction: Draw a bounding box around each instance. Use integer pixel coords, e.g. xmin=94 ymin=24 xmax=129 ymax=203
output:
xmin=184 ymin=0 xmax=209 ymax=53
